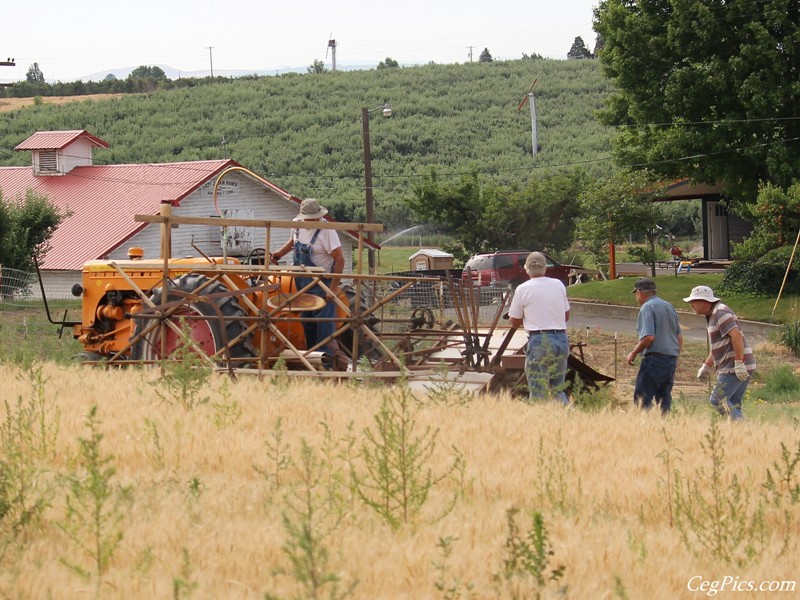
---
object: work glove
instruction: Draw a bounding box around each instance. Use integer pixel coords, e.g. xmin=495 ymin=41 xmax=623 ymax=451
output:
xmin=697 ymin=363 xmax=711 ymax=380
xmin=734 ymin=360 xmax=749 ymax=381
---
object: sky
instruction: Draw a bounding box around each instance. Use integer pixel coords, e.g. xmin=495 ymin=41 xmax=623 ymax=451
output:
xmin=1 ymin=0 xmax=599 ymax=82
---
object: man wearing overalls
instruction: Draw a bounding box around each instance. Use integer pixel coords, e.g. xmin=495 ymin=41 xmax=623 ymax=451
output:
xmin=270 ymin=199 xmax=345 ymax=363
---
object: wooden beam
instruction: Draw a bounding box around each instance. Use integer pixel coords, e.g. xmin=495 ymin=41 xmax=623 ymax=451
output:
xmin=135 ymin=214 xmax=384 ymax=232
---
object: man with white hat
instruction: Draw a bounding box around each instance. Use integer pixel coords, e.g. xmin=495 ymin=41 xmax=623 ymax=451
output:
xmin=271 ymin=199 xmax=345 ymax=364
xmin=683 ymin=285 xmax=755 ymax=420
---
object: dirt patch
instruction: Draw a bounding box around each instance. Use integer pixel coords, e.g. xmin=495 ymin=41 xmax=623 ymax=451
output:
xmin=573 ymin=328 xmax=800 ymax=404
xmin=0 ymin=93 xmax=124 ymax=112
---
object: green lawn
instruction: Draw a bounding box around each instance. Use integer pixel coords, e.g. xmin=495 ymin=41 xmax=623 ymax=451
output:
xmin=568 ymin=273 xmax=800 ymax=324
xmin=360 ymin=249 xmax=800 ymax=325
xmin=352 ymin=246 xmax=444 ymax=275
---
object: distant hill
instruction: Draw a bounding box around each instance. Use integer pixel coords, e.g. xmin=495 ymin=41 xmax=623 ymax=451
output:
xmin=75 ymin=61 xmax=414 ymax=83
xmin=76 ymin=64 xmax=307 ymax=82
xmin=0 ymin=58 xmax=615 ymax=229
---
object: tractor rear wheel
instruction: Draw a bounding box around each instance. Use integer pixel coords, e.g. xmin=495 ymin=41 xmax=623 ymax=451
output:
xmin=338 ymin=285 xmax=382 ymax=363
xmin=131 ymin=273 xmax=256 ymax=366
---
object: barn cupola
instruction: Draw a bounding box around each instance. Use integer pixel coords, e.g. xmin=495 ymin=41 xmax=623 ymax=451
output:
xmin=14 ymin=130 xmax=109 ymax=176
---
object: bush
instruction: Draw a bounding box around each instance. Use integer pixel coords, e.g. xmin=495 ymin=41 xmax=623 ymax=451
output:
xmin=718 ymin=246 xmax=800 ymax=295
xmin=760 ymin=365 xmax=800 ymax=402
xmin=778 ymin=320 xmax=800 ymax=356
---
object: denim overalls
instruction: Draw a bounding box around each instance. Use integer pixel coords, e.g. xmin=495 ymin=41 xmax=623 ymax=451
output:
xmin=293 ymin=229 xmax=336 ymax=352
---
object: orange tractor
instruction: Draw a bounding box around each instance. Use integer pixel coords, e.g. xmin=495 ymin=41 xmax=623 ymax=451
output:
xmin=41 ymin=251 xmax=386 ymax=370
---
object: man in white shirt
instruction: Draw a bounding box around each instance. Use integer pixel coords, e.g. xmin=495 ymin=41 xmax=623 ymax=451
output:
xmin=507 ymin=252 xmax=571 ymax=404
xmin=270 ymin=199 xmax=345 ymax=361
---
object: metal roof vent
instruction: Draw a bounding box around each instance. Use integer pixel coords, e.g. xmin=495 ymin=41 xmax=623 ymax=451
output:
xmin=35 ymin=150 xmax=60 ymax=175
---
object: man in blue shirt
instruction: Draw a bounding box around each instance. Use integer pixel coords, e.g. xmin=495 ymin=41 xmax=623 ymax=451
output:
xmin=626 ymin=277 xmax=683 ymax=413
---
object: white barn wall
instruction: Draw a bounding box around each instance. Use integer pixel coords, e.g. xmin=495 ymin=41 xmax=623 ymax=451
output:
xmin=29 ymin=270 xmax=82 ymax=300
xmin=106 ymin=173 xmax=358 ymax=271
xmin=32 ymin=173 xmax=365 ymax=300
xmin=61 ymin=138 xmax=94 ymax=171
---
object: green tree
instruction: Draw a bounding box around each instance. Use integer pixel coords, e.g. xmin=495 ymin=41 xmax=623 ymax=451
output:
xmin=576 ymin=169 xmax=666 ymax=276
xmin=0 ymin=188 xmax=67 ymax=274
xmin=307 ymin=59 xmax=327 ymax=74
xmin=567 ymin=37 xmax=591 ymax=60
xmin=26 ymin=63 xmax=44 ymax=83
xmin=127 ymin=65 xmax=168 ymax=92
xmin=592 ymin=34 xmax=605 ymax=57
xmin=594 ymin=0 xmax=800 ymax=208
xmin=479 ymin=48 xmax=493 ymax=63
xmin=128 ymin=65 xmax=166 ymax=79
xmin=732 ymin=182 xmax=800 ymax=260
xmin=409 ymin=169 xmax=585 ymax=259
xmin=377 ymin=57 xmax=399 ymax=69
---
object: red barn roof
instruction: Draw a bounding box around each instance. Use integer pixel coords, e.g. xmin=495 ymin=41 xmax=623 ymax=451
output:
xmin=14 ymin=130 xmax=109 ymax=151
xmin=0 ymin=159 xmax=241 ymax=269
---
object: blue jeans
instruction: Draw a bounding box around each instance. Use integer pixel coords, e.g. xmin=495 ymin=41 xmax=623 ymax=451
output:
xmin=709 ymin=374 xmax=747 ymax=421
xmin=634 ymin=353 xmax=677 ymax=413
xmin=297 ymin=276 xmax=337 ymax=354
xmin=525 ymin=331 xmax=569 ymax=404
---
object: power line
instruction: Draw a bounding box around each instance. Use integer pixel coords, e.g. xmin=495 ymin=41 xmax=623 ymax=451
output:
xmin=615 ymin=116 xmax=800 ymax=129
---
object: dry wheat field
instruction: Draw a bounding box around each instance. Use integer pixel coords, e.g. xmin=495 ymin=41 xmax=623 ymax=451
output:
xmin=0 ymin=358 xmax=798 ymax=600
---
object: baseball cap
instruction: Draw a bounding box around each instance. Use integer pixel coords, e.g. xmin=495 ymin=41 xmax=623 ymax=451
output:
xmin=525 ymin=251 xmax=547 ymax=274
xmin=632 ymin=277 xmax=657 ymax=293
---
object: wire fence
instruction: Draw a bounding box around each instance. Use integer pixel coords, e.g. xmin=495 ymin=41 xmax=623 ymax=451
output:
xmin=364 ymin=276 xmax=512 ymax=335
xmin=0 ymin=304 xmax=81 ymax=364
xmin=0 ymin=266 xmax=37 ymax=301
xmin=0 ymin=267 xmax=82 ymax=363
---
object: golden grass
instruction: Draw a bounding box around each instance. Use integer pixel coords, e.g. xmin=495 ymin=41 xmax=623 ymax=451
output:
xmin=0 ymin=94 xmax=125 ymax=112
xmin=1 ymin=362 xmax=798 ymax=599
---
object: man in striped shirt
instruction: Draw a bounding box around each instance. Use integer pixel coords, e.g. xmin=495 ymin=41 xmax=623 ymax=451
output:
xmin=684 ymin=285 xmax=756 ymax=421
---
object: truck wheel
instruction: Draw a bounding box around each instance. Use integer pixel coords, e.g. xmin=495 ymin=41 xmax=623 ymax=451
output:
xmin=131 ymin=273 xmax=257 ymax=365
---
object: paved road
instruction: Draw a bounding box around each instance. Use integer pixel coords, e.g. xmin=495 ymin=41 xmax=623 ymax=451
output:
xmin=568 ymin=301 xmax=778 ymax=345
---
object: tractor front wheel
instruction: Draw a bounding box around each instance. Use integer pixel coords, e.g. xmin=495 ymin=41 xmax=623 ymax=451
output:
xmin=131 ymin=274 xmax=256 ymax=366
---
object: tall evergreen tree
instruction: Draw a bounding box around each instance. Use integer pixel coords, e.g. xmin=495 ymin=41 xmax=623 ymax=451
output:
xmin=567 ymin=37 xmax=591 ymax=60
xmin=26 ymin=63 xmax=45 ymax=83
xmin=592 ymin=34 xmax=605 ymax=58
xmin=479 ymin=48 xmax=493 ymax=63
xmin=307 ymin=59 xmax=327 ymax=74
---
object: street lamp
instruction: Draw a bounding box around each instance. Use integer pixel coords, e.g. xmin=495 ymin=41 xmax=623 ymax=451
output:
xmin=362 ymin=101 xmax=392 ymax=273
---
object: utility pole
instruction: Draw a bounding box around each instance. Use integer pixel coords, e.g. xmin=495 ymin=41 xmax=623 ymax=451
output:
xmin=466 ymin=46 xmax=474 ymax=62
xmin=360 ymin=101 xmax=393 ymax=274
xmin=206 ymin=46 xmax=214 ymax=77
xmin=362 ymin=106 xmax=375 ymax=273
